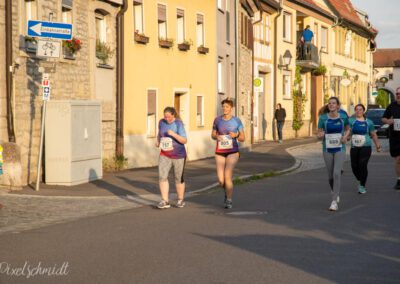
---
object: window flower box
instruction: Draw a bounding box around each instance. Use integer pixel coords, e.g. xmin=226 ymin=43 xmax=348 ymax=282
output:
xmin=62 ymin=37 xmax=82 ymax=59
xmin=178 ymin=42 xmax=190 ymax=51
xmin=159 ymin=38 xmax=173 ymax=49
xmin=197 ymin=45 xmax=209 ymax=54
xmin=134 ymin=32 xmax=149 ymax=44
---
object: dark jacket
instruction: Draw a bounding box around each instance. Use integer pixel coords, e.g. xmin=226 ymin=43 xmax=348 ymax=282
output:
xmin=275 ymin=108 xmax=286 ymax=122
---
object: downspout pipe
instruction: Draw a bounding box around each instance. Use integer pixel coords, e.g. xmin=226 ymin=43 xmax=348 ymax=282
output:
xmin=273 ymin=0 xmax=283 ymax=141
xmin=5 ymin=0 xmax=15 ymax=142
xmin=116 ymin=0 xmax=128 ymax=157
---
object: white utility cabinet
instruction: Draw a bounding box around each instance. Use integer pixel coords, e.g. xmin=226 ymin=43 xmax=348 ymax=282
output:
xmin=45 ymin=100 xmax=102 ymax=185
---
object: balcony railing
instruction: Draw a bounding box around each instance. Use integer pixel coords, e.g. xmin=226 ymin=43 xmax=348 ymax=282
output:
xmin=296 ymin=43 xmax=319 ymax=70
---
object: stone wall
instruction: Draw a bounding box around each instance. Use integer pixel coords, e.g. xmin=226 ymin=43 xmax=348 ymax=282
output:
xmin=11 ymin=0 xmax=119 ymax=185
xmin=0 ymin=0 xmax=7 ymax=142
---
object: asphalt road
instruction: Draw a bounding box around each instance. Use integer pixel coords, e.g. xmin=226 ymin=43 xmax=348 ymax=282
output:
xmin=0 ymin=153 xmax=399 ymax=284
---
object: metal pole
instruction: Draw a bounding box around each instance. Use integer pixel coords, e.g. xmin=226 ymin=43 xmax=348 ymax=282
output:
xmin=35 ymin=100 xmax=47 ymax=191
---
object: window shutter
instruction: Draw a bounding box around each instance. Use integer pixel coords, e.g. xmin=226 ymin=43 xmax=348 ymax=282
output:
xmin=62 ymin=0 xmax=73 ymax=9
xmin=197 ymin=14 xmax=203 ymax=24
xmin=226 ymin=11 xmax=230 ymax=42
xmin=158 ymin=4 xmax=166 ymax=22
xmin=177 ymin=8 xmax=184 ymax=18
xmin=248 ymin=18 xmax=253 ymax=49
xmin=148 ymin=90 xmax=156 ymax=115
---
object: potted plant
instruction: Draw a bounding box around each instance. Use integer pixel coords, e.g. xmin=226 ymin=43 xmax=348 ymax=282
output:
xmin=62 ymin=37 xmax=82 ymax=58
xmin=197 ymin=45 xmax=209 ymax=54
xmin=96 ymin=40 xmax=114 ymax=65
xmin=312 ymin=64 xmax=327 ymax=76
xmin=158 ymin=37 xmax=174 ymax=48
xmin=178 ymin=39 xmax=191 ymax=51
xmin=134 ymin=30 xmax=149 ymax=44
xmin=24 ymin=36 xmax=37 ymax=53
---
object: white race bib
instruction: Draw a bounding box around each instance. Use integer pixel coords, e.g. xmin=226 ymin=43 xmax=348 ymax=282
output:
xmin=352 ymin=134 xmax=366 ymax=147
xmin=160 ymin=137 xmax=173 ymax=151
xmin=394 ymin=119 xmax=400 ymax=131
xmin=325 ymin=133 xmax=342 ymax=149
xmin=218 ymin=135 xmax=233 ymax=150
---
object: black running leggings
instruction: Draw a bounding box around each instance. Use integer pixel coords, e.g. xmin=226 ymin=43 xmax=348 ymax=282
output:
xmin=350 ymin=146 xmax=372 ymax=187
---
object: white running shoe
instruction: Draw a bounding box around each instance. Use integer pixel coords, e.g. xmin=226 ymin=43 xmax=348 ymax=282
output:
xmin=157 ymin=200 xmax=171 ymax=209
xmin=329 ymin=201 xmax=338 ymax=211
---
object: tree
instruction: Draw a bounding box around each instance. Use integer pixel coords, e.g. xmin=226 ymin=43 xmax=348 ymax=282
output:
xmin=376 ymin=89 xmax=390 ymax=108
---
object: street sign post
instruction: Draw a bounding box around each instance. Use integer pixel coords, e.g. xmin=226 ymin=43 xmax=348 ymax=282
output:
xmin=37 ymin=39 xmax=61 ymax=58
xmin=28 ymin=20 xmax=72 ymax=40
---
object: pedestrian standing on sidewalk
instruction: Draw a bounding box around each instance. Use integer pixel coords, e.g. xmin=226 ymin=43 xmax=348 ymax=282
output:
xmin=382 ymin=87 xmax=400 ymax=190
xmin=274 ymin=103 xmax=286 ymax=143
xmin=156 ymin=107 xmax=187 ymax=209
xmin=349 ymin=104 xmax=381 ymax=194
xmin=211 ymin=99 xmax=245 ymax=209
xmin=317 ymin=97 xmax=350 ymax=211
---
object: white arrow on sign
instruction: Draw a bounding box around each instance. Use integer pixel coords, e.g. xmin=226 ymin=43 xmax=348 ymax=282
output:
xmin=30 ymin=23 xmax=42 ymax=35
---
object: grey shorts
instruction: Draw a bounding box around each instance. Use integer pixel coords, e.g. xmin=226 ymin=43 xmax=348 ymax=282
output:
xmin=159 ymin=155 xmax=186 ymax=184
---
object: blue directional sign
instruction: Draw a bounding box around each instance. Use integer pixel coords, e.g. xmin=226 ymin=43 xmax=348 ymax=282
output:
xmin=28 ymin=20 xmax=73 ymax=40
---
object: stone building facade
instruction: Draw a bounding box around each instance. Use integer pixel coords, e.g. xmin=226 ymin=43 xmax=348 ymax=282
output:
xmin=9 ymin=0 xmax=122 ymax=185
xmin=0 ymin=0 xmax=6 ymax=141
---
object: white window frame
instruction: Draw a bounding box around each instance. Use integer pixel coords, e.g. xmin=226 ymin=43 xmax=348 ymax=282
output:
xmin=95 ymin=12 xmax=107 ymax=43
xmin=177 ymin=8 xmax=185 ymax=43
xmin=321 ymin=26 xmax=328 ymax=52
xmin=134 ymin=1 xmax=144 ymax=34
xmin=283 ymin=12 xmax=291 ymax=42
xmin=218 ymin=60 xmax=224 ymax=94
xmin=158 ymin=4 xmax=167 ymax=39
xmin=217 ymin=0 xmax=223 ymax=11
xmin=147 ymin=90 xmax=157 ymax=138
xmin=283 ymin=72 xmax=292 ymax=100
xmin=196 ymin=13 xmax=204 ymax=47
xmin=196 ymin=96 xmax=204 ymax=127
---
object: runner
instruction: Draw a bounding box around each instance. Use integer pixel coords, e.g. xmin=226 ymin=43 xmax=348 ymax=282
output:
xmin=211 ymin=99 xmax=245 ymax=209
xmin=382 ymin=87 xmax=400 ymax=190
xmin=317 ymin=97 xmax=350 ymax=211
xmin=156 ymin=107 xmax=187 ymax=209
xmin=349 ymin=104 xmax=381 ymax=194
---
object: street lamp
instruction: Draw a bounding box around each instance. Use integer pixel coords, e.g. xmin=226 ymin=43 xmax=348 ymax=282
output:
xmin=278 ymin=50 xmax=292 ymax=70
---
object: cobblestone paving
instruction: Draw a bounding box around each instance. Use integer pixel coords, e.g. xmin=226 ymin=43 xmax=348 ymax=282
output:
xmin=0 ymin=139 xmax=390 ymax=235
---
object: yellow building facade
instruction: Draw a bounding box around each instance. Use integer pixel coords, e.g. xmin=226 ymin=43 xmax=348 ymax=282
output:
xmin=123 ymin=0 xmax=217 ymax=168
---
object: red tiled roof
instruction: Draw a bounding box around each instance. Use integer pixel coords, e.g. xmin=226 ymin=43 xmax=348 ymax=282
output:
xmin=374 ymin=49 xmax=400 ymax=68
xmin=327 ymin=0 xmax=365 ymax=27
xmin=292 ymin=0 xmax=334 ymax=18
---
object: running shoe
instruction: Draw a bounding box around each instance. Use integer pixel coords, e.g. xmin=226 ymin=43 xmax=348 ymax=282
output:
xmin=329 ymin=201 xmax=338 ymax=211
xmin=358 ymin=185 xmax=367 ymax=194
xmin=175 ymin=199 xmax=186 ymax=208
xmin=157 ymin=200 xmax=171 ymax=209
xmin=225 ymin=199 xmax=233 ymax=209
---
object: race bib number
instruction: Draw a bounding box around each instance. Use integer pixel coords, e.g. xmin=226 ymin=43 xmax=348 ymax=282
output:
xmin=325 ymin=133 xmax=342 ymax=149
xmin=218 ymin=135 xmax=233 ymax=150
xmin=160 ymin=137 xmax=173 ymax=151
xmin=394 ymin=119 xmax=400 ymax=131
xmin=352 ymin=134 xmax=366 ymax=147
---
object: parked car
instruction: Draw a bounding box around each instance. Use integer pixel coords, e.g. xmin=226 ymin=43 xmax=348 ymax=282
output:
xmin=365 ymin=108 xmax=389 ymax=138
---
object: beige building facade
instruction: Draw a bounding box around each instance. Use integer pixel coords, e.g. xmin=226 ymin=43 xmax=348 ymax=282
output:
xmin=123 ymin=0 xmax=217 ymax=168
xmin=0 ymin=0 xmax=7 ymax=141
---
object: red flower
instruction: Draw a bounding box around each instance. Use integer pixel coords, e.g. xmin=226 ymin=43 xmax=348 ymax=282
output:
xmin=75 ymin=39 xmax=81 ymax=45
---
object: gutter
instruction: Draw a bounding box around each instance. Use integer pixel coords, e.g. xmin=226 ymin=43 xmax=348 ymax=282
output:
xmin=273 ymin=0 xmax=283 ymax=141
xmin=5 ymin=0 xmax=15 ymax=142
xmin=116 ymin=0 xmax=128 ymax=157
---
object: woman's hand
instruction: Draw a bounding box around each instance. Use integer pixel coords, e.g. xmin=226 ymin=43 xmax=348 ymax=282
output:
xmin=376 ymin=144 xmax=382 ymax=152
xmin=340 ymin=136 xmax=348 ymax=144
xmin=229 ymin=132 xmax=238 ymax=139
xmin=167 ymin=130 xmax=175 ymax=137
xmin=317 ymin=130 xmax=325 ymax=139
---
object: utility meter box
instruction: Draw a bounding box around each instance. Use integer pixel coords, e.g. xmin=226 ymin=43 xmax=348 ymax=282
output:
xmin=45 ymin=100 xmax=102 ymax=186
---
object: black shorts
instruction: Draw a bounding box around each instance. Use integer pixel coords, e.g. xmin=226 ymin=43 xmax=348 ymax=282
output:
xmin=215 ymin=152 xmax=240 ymax=158
xmin=389 ymin=137 xmax=400 ymax=157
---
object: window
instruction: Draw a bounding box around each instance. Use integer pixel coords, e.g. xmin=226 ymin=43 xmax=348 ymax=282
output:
xmin=313 ymin=23 xmax=318 ymax=47
xmin=95 ymin=12 xmax=107 ymax=43
xmin=226 ymin=10 xmax=230 ymax=43
xmin=265 ymin=15 xmax=271 ymax=42
xmin=147 ymin=90 xmax=157 ymax=137
xmin=197 ymin=96 xmax=204 ymax=126
xmin=61 ymin=0 xmax=73 ymax=23
xmin=389 ymin=73 xmax=393 ymax=80
xmin=134 ymin=0 xmax=144 ymax=34
xmin=283 ymin=12 xmax=291 ymax=42
xmin=196 ymin=14 xmax=204 ymax=47
xmin=218 ymin=60 xmax=223 ymax=93
xmin=217 ymin=0 xmax=223 ymax=11
xmin=283 ymin=72 xmax=291 ymax=99
xmin=25 ymin=0 xmax=37 ymax=22
xmin=321 ymin=26 xmax=328 ymax=52
xmin=158 ymin=4 xmax=167 ymax=39
xmin=177 ymin=9 xmax=185 ymax=43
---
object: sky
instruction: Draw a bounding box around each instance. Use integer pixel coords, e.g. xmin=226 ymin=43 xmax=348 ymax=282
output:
xmin=350 ymin=0 xmax=400 ymax=49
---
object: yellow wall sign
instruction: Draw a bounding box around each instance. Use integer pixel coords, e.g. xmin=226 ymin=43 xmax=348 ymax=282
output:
xmin=254 ymin=77 xmax=264 ymax=92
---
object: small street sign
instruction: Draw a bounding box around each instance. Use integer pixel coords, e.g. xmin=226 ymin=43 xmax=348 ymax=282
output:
xmin=37 ymin=39 xmax=61 ymax=58
xmin=254 ymin=77 xmax=264 ymax=92
xmin=28 ymin=20 xmax=73 ymax=40
xmin=42 ymin=79 xmax=51 ymax=101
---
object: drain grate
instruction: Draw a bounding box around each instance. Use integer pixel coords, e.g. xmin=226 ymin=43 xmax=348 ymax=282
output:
xmin=226 ymin=211 xmax=268 ymax=216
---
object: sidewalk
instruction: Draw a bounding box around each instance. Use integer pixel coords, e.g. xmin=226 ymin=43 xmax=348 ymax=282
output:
xmin=8 ymin=137 xmax=318 ymax=198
